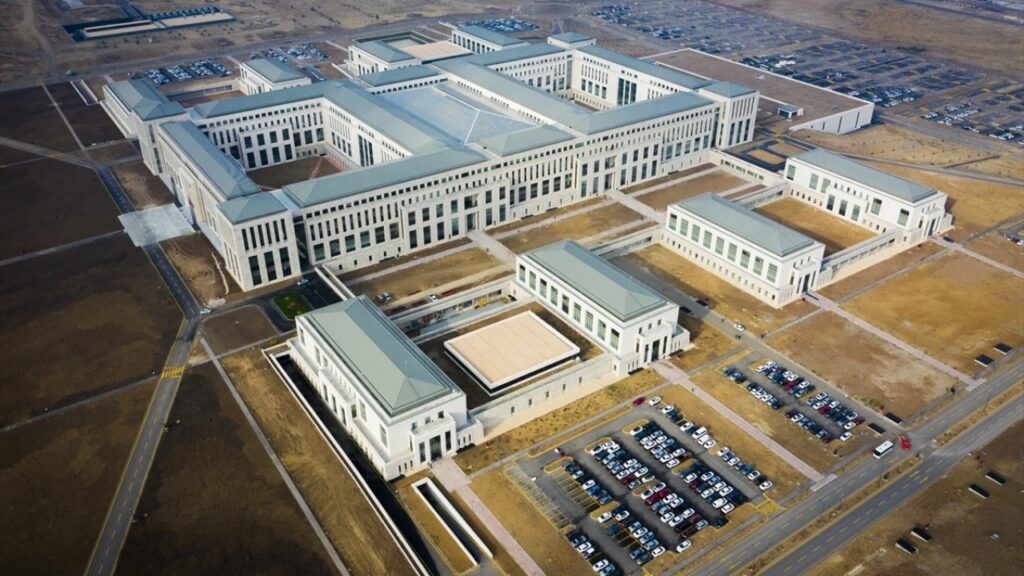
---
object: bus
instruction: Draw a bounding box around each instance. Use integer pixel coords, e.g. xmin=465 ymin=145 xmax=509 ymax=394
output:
xmin=873 ymin=440 xmax=894 ymax=459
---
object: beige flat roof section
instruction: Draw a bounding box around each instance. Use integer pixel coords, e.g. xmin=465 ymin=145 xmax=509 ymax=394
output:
xmin=402 ymin=41 xmax=471 ymax=62
xmin=444 ymin=311 xmax=580 ymax=390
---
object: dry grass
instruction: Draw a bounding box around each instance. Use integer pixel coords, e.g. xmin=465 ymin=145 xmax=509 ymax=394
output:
xmin=489 ymin=197 xmax=606 ymax=234
xmin=866 ymin=163 xmax=1024 ymax=240
xmin=248 ymin=156 xmax=341 ymax=190
xmin=499 ymin=204 xmax=643 ymax=253
xmin=337 ymin=238 xmax=472 ymax=281
xmin=809 ymin=420 xmax=1024 ymax=576
xmin=117 ymin=364 xmax=335 ymax=574
xmin=87 ymin=142 xmax=138 ymax=164
xmin=819 ymin=241 xmax=943 ymax=300
xmin=221 ymin=349 xmax=415 ymax=576
xmin=471 ymin=468 xmax=594 ymax=575
xmin=112 ymin=160 xmax=174 ymax=209
xmin=615 ymin=245 xmax=818 ymax=334
xmin=769 ymin=311 xmax=957 ymax=418
xmin=453 ymin=370 xmax=665 ymax=473
xmin=161 ymin=233 xmax=239 ymax=306
xmin=794 ymin=125 xmax=989 ymax=167
xmin=966 ymin=228 xmax=1024 ymax=273
xmin=0 ymin=380 xmax=156 ymax=575
xmin=755 ymin=197 xmax=876 ymax=256
xmin=844 ymin=251 xmax=1024 ymax=374
xmin=673 ymin=312 xmax=741 ymax=371
xmin=963 ymin=155 xmax=1024 ymax=180
xmin=351 ymin=247 xmax=504 ymax=300
xmin=637 ymin=171 xmax=748 ymax=212
xmin=200 ymin=305 xmax=278 ymax=355
xmin=623 ymin=164 xmax=716 ymax=193
xmin=395 ymin=480 xmax=475 ymax=574
xmin=768 ymin=142 xmax=806 ymax=158
xmin=749 ymin=149 xmax=785 ymax=165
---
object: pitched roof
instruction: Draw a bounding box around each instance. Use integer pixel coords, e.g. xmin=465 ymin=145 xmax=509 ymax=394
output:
xmin=303 ymin=296 xmax=458 ymax=417
xmin=524 ymin=240 xmax=672 ymax=322
xmin=192 ymin=81 xmax=330 ymax=118
xmin=676 ymin=193 xmax=820 ymax=257
xmin=159 ymin=121 xmax=260 ymax=201
xmin=107 ymin=79 xmax=185 ymax=120
xmin=793 ymin=148 xmax=938 ymax=203
xmin=577 ymin=45 xmax=711 ymax=90
xmin=244 ymin=57 xmax=307 ymax=83
xmin=217 ymin=193 xmax=287 ymax=224
xmin=321 ymin=82 xmax=454 ymax=154
xmin=457 ymin=25 xmax=528 ymax=47
xmin=477 ymin=124 xmax=574 ymax=156
xmin=549 ymin=32 xmax=593 ymax=44
xmin=360 ymin=65 xmax=441 ymax=87
xmin=462 ymin=43 xmax=564 ymax=67
xmin=356 ymin=40 xmax=416 ymax=63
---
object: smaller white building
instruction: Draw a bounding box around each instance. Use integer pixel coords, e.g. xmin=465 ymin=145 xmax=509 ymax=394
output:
xmin=665 ymin=193 xmax=825 ymax=306
xmin=348 ymin=40 xmax=419 ymax=75
xmin=451 ymin=25 xmax=529 ymax=54
xmin=239 ymin=57 xmax=311 ymax=95
xmin=291 ymin=296 xmax=483 ymax=480
xmin=785 ymin=148 xmax=950 ymax=237
xmin=547 ymin=32 xmax=596 ymax=50
xmin=514 ymin=240 xmax=687 ymax=375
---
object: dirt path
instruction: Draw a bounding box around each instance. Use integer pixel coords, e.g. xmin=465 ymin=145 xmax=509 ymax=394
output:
xmin=21 ymin=0 xmax=54 ymax=78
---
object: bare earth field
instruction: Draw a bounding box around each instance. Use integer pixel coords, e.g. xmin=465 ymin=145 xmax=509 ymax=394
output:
xmin=86 ymin=141 xmax=138 ymax=164
xmin=866 ymin=163 xmax=1024 ymax=240
xmin=769 ymin=311 xmax=957 ymax=418
xmin=351 ymin=247 xmax=504 ymax=301
xmin=118 ymin=364 xmax=335 ymax=575
xmin=755 ymin=197 xmax=875 ymax=256
xmin=200 ymin=305 xmax=278 ymax=355
xmin=338 ymin=238 xmax=472 ymax=281
xmin=843 ymin=251 xmax=1024 ymax=375
xmin=637 ymin=171 xmax=748 ymax=212
xmin=161 ymin=232 xmax=239 ymax=306
xmin=809 ymin=420 xmax=1024 ymax=576
xmin=748 ymin=149 xmax=785 ymax=165
xmin=622 ymin=164 xmax=716 ymax=193
xmin=112 ymin=160 xmax=175 ymax=209
xmin=500 ymin=204 xmax=643 ymax=253
xmin=248 ymin=156 xmax=341 ymax=190
xmin=0 ymin=158 xmax=121 ymax=260
xmin=0 ymin=87 xmax=77 ymax=151
xmin=0 ymin=235 xmax=180 ymax=425
xmin=489 ymin=197 xmax=605 ymax=235
xmin=615 ymin=245 xmax=817 ymax=334
xmin=819 ymin=242 xmax=943 ymax=301
xmin=673 ymin=313 xmax=740 ymax=371
xmin=794 ymin=125 xmax=989 ymax=167
xmin=0 ymin=143 xmax=41 ymax=166
xmin=0 ymin=380 xmax=155 ymax=575
xmin=966 ymin=229 xmax=1024 ymax=273
xmin=221 ymin=349 xmax=414 ymax=576
xmin=963 ymin=155 xmax=1024 ymax=180
xmin=47 ymin=82 xmax=122 ymax=146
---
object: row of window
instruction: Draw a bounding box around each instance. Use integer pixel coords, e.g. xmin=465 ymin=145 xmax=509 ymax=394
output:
xmin=519 ymin=265 xmax=622 ymax=350
xmin=668 ymin=212 xmax=780 ymax=284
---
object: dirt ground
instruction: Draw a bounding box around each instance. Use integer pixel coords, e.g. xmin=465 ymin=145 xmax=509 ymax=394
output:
xmin=755 ymin=197 xmax=875 ymax=256
xmin=112 ymin=160 xmax=175 ymax=209
xmin=47 ymin=82 xmax=122 ymax=146
xmin=966 ymin=228 xmax=1024 ymax=273
xmin=844 ymin=251 xmax=1024 ymax=374
xmin=248 ymin=156 xmax=341 ymax=189
xmin=87 ymin=141 xmax=138 ymax=164
xmin=0 ymin=87 xmax=77 ymax=152
xmin=200 ymin=305 xmax=278 ymax=355
xmin=714 ymin=0 xmax=1024 ymax=76
xmin=794 ymin=125 xmax=989 ymax=167
xmin=489 ymin=197 xmax=606 ymax=235
xmin=394 ymin=477 xmax=475 ymax=575
xmin=748 ymin=149 xmax=785 ymax=165
xmin=499 ymin=204 xmax=643 ymax=253
xmin=0 ymin=143 xmax=42 ymax=166
xmin=221 ymin=348 xmax=415 ymax=576
xmin=161 ymin=232 xmax=239 ymax=306
xmin=472 ymin=468 xmax=595 ymax=576
xmin=421 ymin=302 xmax=601 ymax=410
xmin=962 ymin=155 xmax=1024 ymax=180
xmin=351 ymin=247 xmax=504 ymax=301
xmin=0 ymin=380 xmax=155 ymax=575
xmin=338 ymin=238 xmax=472 ymax=281
xmin=769 ymin=311 xmax=957 ymax=418
xmin=454 ymin=370 xmax=664 ymax=473
xmin=0 ymin=158 xmax=122 ymax=260
xmin=0 ymin=235 xmax=180 ymax=425
xmin=809 ymin=420 xmax=1024 ymax=576
xmin=637 ymin=171 xmax=748 ymax=212
xmin=623 ymin=164 xmax=716 ymax=193
xmin=615 ymin=245 xmax=817 ymax=334
xmin=866 ymin=162 xmax=1024 ymax=240
xmin=768 ymin=142 xmax=806 ymax=158
xmin=673 ymin=312 xmax=741 ymax=371
xmin=819 ymin=242 xmax=943 ymax=300
xmin=117 ymin=364 xmax=335 ymax=575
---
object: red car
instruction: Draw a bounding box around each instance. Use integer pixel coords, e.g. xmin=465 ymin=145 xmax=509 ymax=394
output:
xmin=632 ymin=396 xmax=646 ymax=407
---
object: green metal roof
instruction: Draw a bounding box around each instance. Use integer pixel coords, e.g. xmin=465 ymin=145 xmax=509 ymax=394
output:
xmin=159 ymin=122 xmax=261 ymax=200
xmin=577 ymin=45 xmax=711 ymax=90
xmin=107 ymin=79 xmax=185 ymax=120
xmin=549 ymin=32 xmax=593 ymax=44
xmin=524 ymin=240 xmax=671 ymax=323
xmin=793 ymin=148 xmax=938 ymax=203
xmin=361 ymin=65 xmax=441 ymax=87
xmin=282 ymin=147 xmax=485 ymax=208
xmin=458 ymin=25 xmax=527 ymax=47
xmin=675 ymin=193 xmax=819 ymax=257
xmin=463 ymin=43 xmax=564 ymax=67
xmin=245 ymin=57 xmax=307 ymax=83
xmin=193 ymin=81 xmax=329 ymax=118
xmin=303 ymin=296 xmax=458 ymax=417
xmin=703 ymin=81 xmax=755 ymax=98
xmin=477 ymin=124 xmax=574 ymax=156
xmin=217 ymin=193 xmax=287 ymax=224
xmin=357 ymin=40 xmax=416 ymax=63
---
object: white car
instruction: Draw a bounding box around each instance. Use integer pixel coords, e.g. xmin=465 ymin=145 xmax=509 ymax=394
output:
xmin=651 ymin=546 xmax=666 ymax=558
xmin=598 ymin=511 xmax=613 ymax=523
xmin=676 ymin=540 xmax=692 ymax=553
xmin=640 ymin=488 xmax=655 ymax=499
xmin=680 ymin=508 xmax=695 ymax=519
xmin=712 ymin=498 xmax=728 ymax=509
xmin=648 ymin=395 xmax=662 ymax=406
xmin=629 ymin=425 xmax=645 ymax=436
xmin=592 ymin=559 xmax=609 ymax=572
xmin=840 ymin=431 xmax=853 ymax=441
xmin=733 ymin=322 xmax=745 ymax=332
xmin=716 ymin=446 xmax=730 ymax=457
xmin=691 ymin=426 xmax=708 ymax=439
xmin=702 ymin=438 xmax=717 ymax=449
xmin=660 ymin=404 xmax=676 ymax=414
xmin=844 ymin=421 xmax=858 ymax=430
xmin=615 ymin=510 xmax=630 ymax=521
xmin=666 ymin=458 xmax=680 ymax=468
xmin=721 ymin=503 xmax=735 ymax=514
xmin=718 ymin=486 xmax=733 ymax=497
xmin=759 ymin=480 xmax=774 ymax=491
xmin=747 ymin=470 xmax=761 ymax=481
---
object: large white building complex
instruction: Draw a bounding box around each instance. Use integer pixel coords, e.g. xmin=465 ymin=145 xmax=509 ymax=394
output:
xmin=101 ymin=29 xmax=761 ymax=291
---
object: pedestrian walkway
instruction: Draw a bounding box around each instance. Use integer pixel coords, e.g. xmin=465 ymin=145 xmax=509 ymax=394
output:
xmin=809 ymin=292 xmax=980 ymax=386
xmin=931 ymin=236 xmax=1024 ymax=279
xmin=652 ymin=360 xmax=824 ymax=483
xmin=603 ymin=187 xmax=662 ymax=222
xmin=432 ymin=459 xmax=545 ymax=576
xmin=468 ymin=229 xmax=518 ymax=267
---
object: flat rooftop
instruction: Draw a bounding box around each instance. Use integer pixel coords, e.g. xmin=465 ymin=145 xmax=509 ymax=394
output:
xmin=443 ymin=311 xmax=579 ymax=390
xmin=655 ymin=49 xmax=869 ymax=126
xmin=401 ymin=41 xmax=470 ymax=62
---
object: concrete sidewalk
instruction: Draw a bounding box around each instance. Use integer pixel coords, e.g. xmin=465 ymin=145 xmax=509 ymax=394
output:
xmin=603 ymin=187 xmax=662 ymax=222
xmin=468 ymin=229 xmax=518 ymax=267
xmin=931 ymin=236 xmax=1024 ymax=279
xmin=432 ymin=459 xmax=545 ymax=576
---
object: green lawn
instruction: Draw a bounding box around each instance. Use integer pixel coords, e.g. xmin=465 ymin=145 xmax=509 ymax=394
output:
xmin=273 ymin=293 xmax=312 ymax=319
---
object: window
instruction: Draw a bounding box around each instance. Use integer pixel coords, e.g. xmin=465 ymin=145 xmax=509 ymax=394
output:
xmin=597 ymin=320 xmax=607 ymax=341
xmin=766 ymin=263 xmax=778 ymax=283
xmin=679 ymin=218 xmax=688 ymax=236
xmin=539 ymin=278 xmax=548 ymax=298
xmin=609 ymin=329 xmax=620 ymax=349
xmin=379 ymin=425 xmax=388 ymax=447
xmin=740 ymin=250 xmax=750 ymax=268
xmin=821 ymin=178 xmax=831 ymax=192
xmin=826 ymin=195 xmax=836 ymax=211
xmin=727 ymin=243 xmax=737 ymax=262
xmin=561 ymin=295 xmax=569 ymax=314
xmin=838 ymin=200 xmax=848 ymax=217
xmin=785 ymin=165 xmax=795 ymax=180
xmin=360 ymin=231 xmax=370 ymax=248
xmin=248 ymin=255 xmax=262 ymax=286
xmin=375 ymin=226 xmax=385 ymax=244
xmin=809 ymin=174 xmax=819 ymax=190
xmin=715 ymin=237 xmax=725 ymax=255
xmin=702 ymin=230 xmax=712 ymax=249
xmin=585 ymin=311 xmax=594 ymax=331
xmin=668 ymin=213 xmax=678 ymax=230
xmin=870 ymin=198 xmax=882 ymax=215
xmin=753 ymin=257 xmax=764 ymax=275
xmin=518 ymin=265 xmax=526 ymax=282
xmin=897 ymin=208 xmax=909 ymax=226
xmin=549 ymin=285 xmax=558 ymax=306
xmin=690 ymin=223 xmax=700 ymax=242
xmin=329 ymin=239 xmax=340 ymax=257
xmin=573 ymin=303 xmax=581 ymax=322
xmin=528 ymin=271 xmax=536 ymax=289
xmin=313 ymin=243 xmax=324 ymax=262
xmin=851 ymin=205 xmax=861 ymax=222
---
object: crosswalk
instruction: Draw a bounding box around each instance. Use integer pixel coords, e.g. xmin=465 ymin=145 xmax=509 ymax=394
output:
xmin=159 ymin=365 xmax=185 ymax=379
xmin=755 ymin=496 xmax=782 ymax=516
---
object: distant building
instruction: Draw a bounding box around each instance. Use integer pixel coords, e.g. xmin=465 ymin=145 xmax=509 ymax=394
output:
xmin=451 ymin=25 xmax=529 ymax=53
xmin=239 ymin=57 xmax=311 ymax=95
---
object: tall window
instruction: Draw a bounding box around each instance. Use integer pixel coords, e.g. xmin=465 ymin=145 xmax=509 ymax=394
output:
xmin=740 ymin=250 xmax=751 ymax=268
xmin=809 ymin=174 xmax=819 ymax=190
xmin=870 ymin=198 xmax=882 ymax=215
xmin=897 ymin=209 xmax=910 ymax=226
xmin=785 ymin=165 xmax=795 ymax=180
xmin=766 ymin=263 xmax=778 ymax=283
